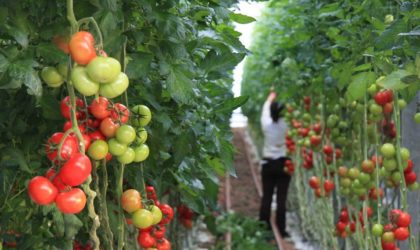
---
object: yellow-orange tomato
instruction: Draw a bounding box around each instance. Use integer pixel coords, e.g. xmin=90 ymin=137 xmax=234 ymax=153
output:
xmin=121 ymin=189 xmax=142 ymax=213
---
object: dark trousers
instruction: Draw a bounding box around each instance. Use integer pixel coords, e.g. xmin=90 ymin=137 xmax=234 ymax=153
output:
xmin=259 ymin=157 xmax=291 ymax=235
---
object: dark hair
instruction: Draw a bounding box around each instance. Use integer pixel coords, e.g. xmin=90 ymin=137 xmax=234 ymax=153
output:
xmin=270 ymin=101 xmax=284 ymax=123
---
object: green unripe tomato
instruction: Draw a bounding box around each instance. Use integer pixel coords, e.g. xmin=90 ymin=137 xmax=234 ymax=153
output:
xmin=41 ymin=67 xmax=64 ymax=87
xmin=136 ymin=128 xmax=148 ymax=144
xmin=400 ymin=147 xmax=410 ymax=161
xmin=132 ymin=105 xmax=152 ymax=127
xmin=408 ymin=182 xmax=419 ymax=191
xmin=133 ymin=144 xmax=150 ymax=162
xmin=383 ymin=158 xmax=397 ymax=172
xmin=71 ymin=66 xmax=100 ymax=96
xmin=369 ymin=103 xmax=383 ymax=115
xmin=358 ymin=172 xmax=371 ymax=184
xmin=381 ymin=143 xmax=396 ymax=158
xmin=339 ymin=187 xmax=350 ymax=195
xmin=384 ymin=14 xmax=394 ymax=24
xmin=57 ymin=63 xmax=68 ymax=78
xmin=150 ymin=205 xmax=163 ymax=225
xmin=87 ymin=57 xmax=121 ymax=83
xmin=367 ymin=84 xmax=378 ymax=95
xmin=398 ymin=99 xmax=407 ymax=109
xmin=340 ymin=178 xmax=352 ymax=188
xmin=391 ymin=171 xmax=402 ymax=183
xmin=414 ymin=113 xmax=420 ymax=124
xmin=372 ymin=224 xmax=384 ymax=237
xmin=88 ymin=140 xmax=109 ymax=160
xmin=348 ymin=168 xmax=360 ymax=179
xmin=379 ymin=167 xmax=390 ymax=177
xmin=117 ymin=147 xmax=135 ymax=164
xmin=99 ymin=72 xmax=129 ymax=99
xmin=108 ymin=138 xmax=128 ymax=156
xmin=326 ymin=115 xmax=338 ymax=128
xmin=132 ymin=209 xmax=154 ymax=229
xmin=116 ymin=125 xmax=136 ymax=145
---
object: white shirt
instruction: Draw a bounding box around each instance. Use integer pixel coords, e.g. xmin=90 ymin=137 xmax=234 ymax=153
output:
xmin=260 ymin=100 xmax=287 ymax=159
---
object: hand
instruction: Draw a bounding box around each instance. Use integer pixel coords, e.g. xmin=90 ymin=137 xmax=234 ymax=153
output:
xmin=267 ymin=92 xmax=276 ymax=102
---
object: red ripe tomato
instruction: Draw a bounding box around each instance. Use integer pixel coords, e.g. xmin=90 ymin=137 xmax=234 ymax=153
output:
xmin=303 ymin=96 xmax=311 ymax=105
xmin=381 ymin=241 xmax=396 ymax=250
xmin=52 ymin=174 xmax=68 ymax=192
xmin=100 ymin=117 xmax=120 ymax=138
xmin=59 ymin=153 xmax=92 ymax=186
xmin=110 ymin=103 xmax=130 ymax=124
xmin=105 ymin=152 xmax=112 ymax=161
xmin=339 ymin=210 xmax=349 ymax=223
xmin=69 ymin=31 xmax=96 ymax=65
xmin=394 ymin=227 xmax=409 ymax=241
xmin=349 ymin=221 xmax=356 ymax=232
xmin=383 ymin=102 xmax=393 ymax=114
xmin=361 ymin=160 xmax=374 ymax=173
xmin=369 ymin=187 xmax=383 ymax=200
xmin=310 ymin=135 xmax=321 ymax=146
xmin=121 ymin=189 xmax=142 ymax=213
xmin=156 ymin=238 xmax=171 ymax=250
xmin=137 ymin=231 xmax=156 ymax=248
xmin=308 ymin=176 xmax=320 ymax=189
xmin=90 ymin=97 xmax=111 ymax=119
xmin=405 ymin=171 xmax=417 ymax=185
xmin=323 ymin=179 xmax=335 ymax=192
xmin=88 ymin=130 xmax=106 ymax=141
xmin=56 ymin=188 xmax=87 ymax=214
xmin=312 ymin=123 xmax=322 ymax=134
xmin=46 ymin=132 xmax=78 ymax=162
xmin=396 ymin=213 xmax=411 ymax=227
xmin=383 ymin=89 xmax=393 ymax=102
xmin=60 ymin=96 xmax=85 ymax=120
xmin=384 ymin=223 xmax=395 ymax=232
xmin=158 ymin=204 xmax=174 ymax=225
xmin=52 ymin=35 xmax=70 ymax=54
xmin=28 ymin=176 xmax=58 ymax=205
xmin=323 ymin=145 xmax=333 ymax=155
xmin=336 ymin=221 xmax=347 ymax=233
xmin=82 ymin=133 xmax=91 ymax=151
xmin=63 ymin=120 xmax=86 ymax=133
xmin=335 ymin=148 xmax=342 ymax=159
xmin=152 ymin=225 xmax=166 ymax=239
xmin=87 ymin=118 xmax=100 ymax=129
xmin=404 ymin=160 xmax=413 ymax=174
xmin=45 ymin=168 xmax=67 ymax=191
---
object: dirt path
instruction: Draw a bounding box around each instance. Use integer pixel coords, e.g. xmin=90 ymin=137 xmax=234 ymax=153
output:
xmin=229 ymin=128 xmax=261 ymax=217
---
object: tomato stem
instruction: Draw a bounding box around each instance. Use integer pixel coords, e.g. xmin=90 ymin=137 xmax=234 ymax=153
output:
xmin=77 ymin=17 xmax=104 ymax=51
xmin=116 ymin=163 xmax=126 ymax=250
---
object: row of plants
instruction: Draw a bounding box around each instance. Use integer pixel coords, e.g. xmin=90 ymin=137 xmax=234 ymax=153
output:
xmin=242 ymin=0 xmax=420 ymax=249
xmin=0 ymin=0 xmax=256 ymax=249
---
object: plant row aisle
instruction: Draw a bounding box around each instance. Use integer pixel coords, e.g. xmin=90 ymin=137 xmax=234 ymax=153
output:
xmin=242 ymin=1 xmax=420 ymax=250
xmin=0 ymin=0 xmax=255 ymax=249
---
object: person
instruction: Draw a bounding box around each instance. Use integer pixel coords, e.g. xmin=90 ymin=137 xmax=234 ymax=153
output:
xmin=259 ymin=91 xmax=291 ymax=239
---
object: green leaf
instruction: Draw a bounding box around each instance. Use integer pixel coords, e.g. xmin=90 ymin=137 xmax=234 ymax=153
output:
xmin=2 ymin=147 xmax=32 ymax=173
xmin=229 ymin=12 xmax=256 ymax=24
xmin=215 ymin=96 xmax=249 ymax=113
xmin=345 ymin=72 xmax=376 ymax=101
xmin=64 ymin=214 xmax=83 ymax=240
xmin=0 ymin=54 xmax=9 ymax=73
xmin=39 ymin=93 xmax=62 ymax=120
xmin=376 ymin=70 xmax=410 ymax=90
xmin=375 ymin=19 xmax=407 ymax=50
xmin=5 ymin=25 xmax=28 ymax=48
xmin=36 ymin=43 xmax=67 ymax=64
xmin=166 ymin=66 xmax=194 ymax=104
xmin=52 ymin=207 xmax=65 ymax=237
xmin=24 ymin=70 xmax=43 ymax=97
xmin=126 ymin=53 xmax=153 ymax=79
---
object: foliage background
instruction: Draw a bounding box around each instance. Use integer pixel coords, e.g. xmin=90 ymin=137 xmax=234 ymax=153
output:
xmin=0 ymin=0 xmax=255 ymax=248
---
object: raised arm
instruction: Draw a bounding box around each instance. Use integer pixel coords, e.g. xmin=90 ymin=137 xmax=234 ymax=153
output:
xmin=261 ymin=92 xmax=276 ymax=127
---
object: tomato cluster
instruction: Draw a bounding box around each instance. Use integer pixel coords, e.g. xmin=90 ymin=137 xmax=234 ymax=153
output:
xmin=335 ymin=206 xmax=373 ymax=238
xmin=308 ymin=176 xmax=335 ymax=198
xmin=372 ymin=209 xmax=412 ymax=250
xmin=284 ymin=159 xmax=295 ymax=175
xmin=177 ymin=204 xmax=195 ymax=229
xmin=122 ymin=186 xmax=173 ymax=249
